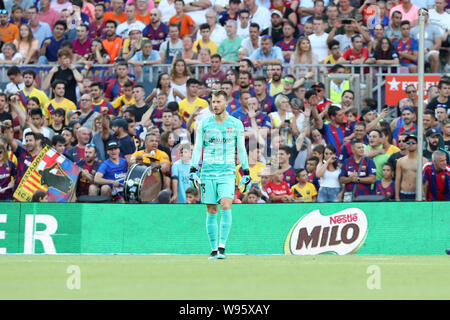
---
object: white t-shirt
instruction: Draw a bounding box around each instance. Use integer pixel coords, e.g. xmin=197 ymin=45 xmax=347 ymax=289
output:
xmin=4 ymin=82 xmax=25 ymax=95
xmin=429 ymin=9 xmax=450 ymax=33
xmin=250 ymin=6 xmax=271 ymax=31
xmin=308 ymin=33 xmax=329 ymax=62
xmin=319 ymin=167 xmax=341 ymax=188
xmin=22 ymin=127 xmax=53 ymax=145
xmin=241 ymin=37 xmax=261 ymax=56
xmin=0 ymin=52 xmax=23 ymax=64
xmin=237 ymin=23 xmax=250 ymax=39
xmin=184 ymin=0 xmax=210 ymax=25
xmin=116 ymin=20 xmax=146 ymax=38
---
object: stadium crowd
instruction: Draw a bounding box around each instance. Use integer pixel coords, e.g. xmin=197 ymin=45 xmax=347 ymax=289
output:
xmin=0 ymin=0 xmax=449 ymax=204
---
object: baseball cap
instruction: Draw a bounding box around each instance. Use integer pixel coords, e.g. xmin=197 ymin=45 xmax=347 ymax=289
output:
xmin=304 ymin=89 xmax=317 ymax=100
xmin=106 ymin=141 xmax=120 ymax=150
xmin=406 ymin=130 xmax=418 ymax=141
xmin=426 ymin=128 xmax=441 ymax=138
xmin=128 ymin=26 xmax=142 ymax=35
xmin=401 ymin=106 xmax=415 ymax=114
xmin=311 ymin=82 xmax=325 ymax=89
xmin=111 ymin=118 xmax=129 ymax=130
xmin=270 ymin=10 xmax=282 ymax=17
xmin=67 ymin=110 xmax=81 ymax=119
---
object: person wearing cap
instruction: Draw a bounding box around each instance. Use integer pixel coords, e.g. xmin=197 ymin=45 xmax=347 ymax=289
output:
xmin=110 ymin=117 xmax=136 ymax=163
xmin=423 ymin=128 xmax=443 ymax=161
xmin=260 ymin=9 xmax=283 ymax=45
xmin=423 ymin=150 xmax=450 ymax=201
xmin=116 ymin=3 xmax=146 ymax=38
xmin=94 ymin=140 xmax=129 ymax=201
xmin=122 ymin=26 xmax=148 ymax=61
xmin=311 ymin=81 xmax=332 ymax=114
xmin=395 ymin=131 xmax=428 ymax=201
xmin=67 ymin=109 xmax=82 ymax=124
xmin=44 ymin=80 xmax=77 ymax=126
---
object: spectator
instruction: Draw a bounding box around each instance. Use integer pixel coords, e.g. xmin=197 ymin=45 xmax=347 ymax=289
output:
xmin=42 ymin=49 xmax=83 ymax=105
xmin=26 ymin=6 xmax=51 ymax=47
xmin=13 ymin=23 xmax=38 ymax=64
xmin=337 ymin=34 xmax=370 ymax=70
xmin=128 ymin=39 xmax=162 ymax=76
xmin=94 ymin=140 xmax=128 ymax=201
xmin=37 ymin=0 xmax=59 ymax=30
xmin=185 ymin=187 xmax=200 ymax=203
xmin=0 ymin=142 xmax=16 ymax=201
xmin=159 ymin=24 xmax=183 ymax=64
xmin=194 ymin=23 xmax=218 ymax=56
xmin=364 ymin=129 xmax=390 ymax=180
xmin=102 ymin=20 xmax=124 ymax=64
xmin=426 ymin=78 xmax=450 ymax=113
xmin=244 ymin=0 xmax=270 ymax=31
xmin=201 ymin=54 xmax=227 ymax=89
xmin=410 ymin=9 xmax=441 ymax=73
xmin=88 ymin=2 xmax=106 ymax=39
xmin=170 ymin=142 xmax=192 ymax=203
xmin=79 ymin=38 xmax=111 ymax=65
xmin=44 ymin=80 xmax=77 ymax=125
xmin=291 ymin=168 xmax=317 ymax=202
xmin=289 ymin=37 xmax=317 ymax=79
xmin=390 ymin=0 xmax=420 ymax=27
xmin=17 ymin=69 xmax=49 ymax=111
xmin=366 ymin=37 xmax=399 ymax=70
xmin=316 ymin=144 xmax=341 ymax=202
xmin=374 ymin=163 xmax=395 ymax=200
xmin=66 ymin=126 xmax=91 ymax=163
xmin=328 ymin=19 xmax=370 ymax=53
xmin=197 ymin=9 xmax=227 ymax=45
xmin=429 ymin=0 xmax=450 ymax=34
xmin=266 ymin=169 xmax=292 ymax=203
xmin=236 ymin=9 xmax=250 ymax=40
xmin=169 ymin=0 xmax=198 ymax=38
xmin=72 ymin=24 xmax=93 ymax=61
xmin=104 ymin=61 xmax=136 ymax=103
xmin=384 ymin=10 xmax=402 ymax=43
xmin=393 ymin=20 xmax=418 ymax=73
xmin=31 ymin=190 xmax=48 ymax=202
xmin=308 ymin=17 xmax=329 ymax=63
xmin=219 ymin=0 xmax=240 ymax=26
xmin=142 ymin=8 xmax=168 ymax=52
xmin=179 ymin=78 xmax=209 ymax=126
xmin=423 ymin=128 xmax=443 ymax=161
xmin=339 ymin=139 xmax=377 ymax=202
xmin=219 ymin=19 xmax=242 ymax=63
xmin=260 ymin=10 xmax=283 ymax=45
xmin=395 ymin=132 xmax=428 ymax=201
xmin=423 ymin=150 xmax=450 ymax=201
xmin=0 ymin=42 xmax=22 ymax=64
xmin=104 ymin=0 xmax=127 ymax=25
xmin=133 ymin=0 xmax=153 ymax=25
xmin=169 ymin=58 xmax=191 ymax=99
xmin=38 ymin=20 xmax=67 ymax=64
xmin=276 ymin=145 xmax=296 ymax=187
xmin=442 ymin=119 xmax=450 ymax=152
xmin=116 ymin=3 xmax=146 ymax=38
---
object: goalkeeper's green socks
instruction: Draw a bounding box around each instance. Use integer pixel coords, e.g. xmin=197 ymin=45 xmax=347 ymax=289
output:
xmin=206 ymin=213 xmax=218 ymax=251
xmin=219 ymin=209 xmax=232 ymax=249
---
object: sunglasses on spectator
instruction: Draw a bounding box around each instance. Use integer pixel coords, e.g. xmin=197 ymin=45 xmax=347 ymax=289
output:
xmin=86 ymin=143 xmax=96 ymax=148
xmin=0 ymin=10 xmax=8 ymax=14
xmin=406 ymin=141 xmax=417 ymax=145
xmin=398 ymin=139 xmax=406 ymax=143
xmin=315 ymin=88 xmax=323 ymax=92
xmin=406 ymin=90 xmax=416 ymax=94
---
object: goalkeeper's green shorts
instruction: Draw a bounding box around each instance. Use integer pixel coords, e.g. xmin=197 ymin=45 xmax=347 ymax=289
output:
xmin=200 ymin=176 xmax=235 ymax=204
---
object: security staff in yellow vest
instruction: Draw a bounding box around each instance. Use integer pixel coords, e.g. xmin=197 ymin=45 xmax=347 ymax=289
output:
xmin=329 ymin=64 xmax=351 ymax=104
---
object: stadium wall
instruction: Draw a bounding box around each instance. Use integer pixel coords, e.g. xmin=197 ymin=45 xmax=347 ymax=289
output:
xmin=0 ymin=202 xmax=449 ymax=255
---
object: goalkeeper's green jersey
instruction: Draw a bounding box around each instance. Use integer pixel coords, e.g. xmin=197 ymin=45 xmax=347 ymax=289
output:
xmin=191 ymin=115 xmax=249 ymax=179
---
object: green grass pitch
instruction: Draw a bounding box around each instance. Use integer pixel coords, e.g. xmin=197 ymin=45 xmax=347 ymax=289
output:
xmin=0 ymin=255 xmax=448 ymax=299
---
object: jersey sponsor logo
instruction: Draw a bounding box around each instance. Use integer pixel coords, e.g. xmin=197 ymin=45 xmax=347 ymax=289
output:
xmin=284 ymin=208 xmax=368 ymax=255
xmin=208 ymin=137 xmax=233 ymax=144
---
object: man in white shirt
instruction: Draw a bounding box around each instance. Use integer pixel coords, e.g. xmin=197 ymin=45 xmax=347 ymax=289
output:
xmin=308 ymin=17 xmax=329 ymax=63
xmin=243 ymin=0 xmax=271 ymax=31
xmin=241 ymin=22 xmax=261 ymax=56
xmin=429 ymin=0 xmax=450 ymax=33
xmin=116 ymin=3 xmax=145 ymax=38
xmin=299 ymin=0 xmax=329 ymax=25
xmin=237 ymin=9 xmax=250 ymax=39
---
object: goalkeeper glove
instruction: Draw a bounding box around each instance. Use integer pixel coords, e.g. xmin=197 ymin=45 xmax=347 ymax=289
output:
xmin=189 ymin=166 xmax=201 ymax=191
xmin=238 ymin=169 xmax=252 ymax=193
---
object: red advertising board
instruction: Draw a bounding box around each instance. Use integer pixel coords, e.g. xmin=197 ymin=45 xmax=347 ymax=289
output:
xmin=384 ymin=75 xmax=442 ymax=105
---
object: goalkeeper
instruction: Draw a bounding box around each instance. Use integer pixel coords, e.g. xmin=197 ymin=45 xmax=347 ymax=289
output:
xmin=189 ymin=90 xmax=251 ymax=260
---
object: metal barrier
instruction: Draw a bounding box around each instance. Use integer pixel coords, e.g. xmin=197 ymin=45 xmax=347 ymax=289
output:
xmin=0 ymin=63 xmax=433 ymax=110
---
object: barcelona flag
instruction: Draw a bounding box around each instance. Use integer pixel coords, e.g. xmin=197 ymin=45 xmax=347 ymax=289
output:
xmin=13 ymin=146 xmax=80 ymax=202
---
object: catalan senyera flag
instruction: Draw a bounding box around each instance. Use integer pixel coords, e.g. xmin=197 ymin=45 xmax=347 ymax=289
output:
xmin=13 ymin=146 xmax=80 ymax=202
